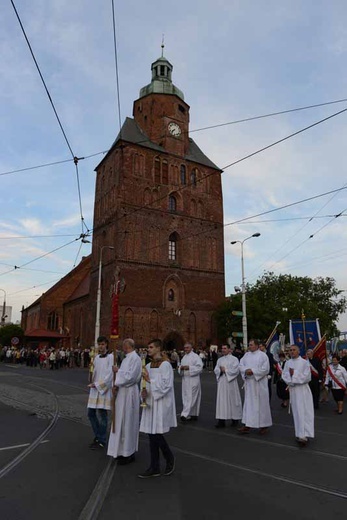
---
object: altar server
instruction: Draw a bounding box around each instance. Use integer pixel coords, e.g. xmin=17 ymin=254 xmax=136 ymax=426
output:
xmin=87 ymin=336 xmax=114 ymax=449
xmin=214 ymin=345 xmax=242 ymax=427
xmin=138 ymin=339 xmax=177 ymax=478
xmin=282 ymin=345 xmax=314 ymax=446
xmin=238 ymin=339 xmax=272 ymax=434
xmin=178 ymin=342 xmax=203 ymax=421
xmin=107 ymin=338 xmax=142 ymax=464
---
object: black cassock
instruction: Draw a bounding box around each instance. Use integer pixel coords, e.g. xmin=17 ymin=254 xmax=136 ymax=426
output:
xmin=274 ymin=361 xmax=289 ymax=401
xmin=308 ymin=357 xmax=323 ymax=409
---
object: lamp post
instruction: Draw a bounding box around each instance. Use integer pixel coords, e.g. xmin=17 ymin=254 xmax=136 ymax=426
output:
xmin=0 ymin=289 xmax=6 ymax=326
xmin=231 ymin=233 xmax=261 ymax=349
xmin=95 ymin=246 xmax=114 ymax=346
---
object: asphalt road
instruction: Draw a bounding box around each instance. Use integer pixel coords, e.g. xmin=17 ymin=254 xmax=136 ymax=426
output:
xmin=0 ymin=362 xmax=346 ymax=520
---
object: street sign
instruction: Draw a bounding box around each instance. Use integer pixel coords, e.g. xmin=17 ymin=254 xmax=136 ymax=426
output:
xmin=232 ymin=311 xmax=243 ymax=317
xmin=231 ymin=332 xmax=243 ymax=338
xmin=11 ymin=337 xmax=20 ymax=345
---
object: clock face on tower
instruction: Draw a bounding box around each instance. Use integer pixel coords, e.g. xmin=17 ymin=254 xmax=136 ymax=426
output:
xmin=168 ymin=122 xmax=182 ymax=137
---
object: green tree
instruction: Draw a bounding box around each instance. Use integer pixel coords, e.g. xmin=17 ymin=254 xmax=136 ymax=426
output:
xmin=0 ymin=324 xmax=24 ymax=347
xmin=214 ymin=272 xmax=346 ymax=343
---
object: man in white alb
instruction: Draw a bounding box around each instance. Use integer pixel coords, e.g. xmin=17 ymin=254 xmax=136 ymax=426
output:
xmin=239 ymin=338 xmax=272 ymax=434
xmin=214 ymin=344 xmax=242 ymax=428
xmin=178 ymin=342 xmax=203 ymax=421
xmin=107 ymin=338 xmax=142 ymax=464
xmin=282 ymin=344 xmax=314 ymax=446
xmin=87 ymin=336 xmax=114 ymax=449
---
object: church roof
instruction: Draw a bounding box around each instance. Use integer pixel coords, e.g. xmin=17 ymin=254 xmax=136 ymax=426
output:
xmin=101 ymin=117 xmax=221 ymax=171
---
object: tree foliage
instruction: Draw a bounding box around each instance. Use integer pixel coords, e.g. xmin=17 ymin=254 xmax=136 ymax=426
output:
xmin=0 ymin=324 xmax=24 ymax=347
xmin=214 ymin=272 xmax=347 ymax=343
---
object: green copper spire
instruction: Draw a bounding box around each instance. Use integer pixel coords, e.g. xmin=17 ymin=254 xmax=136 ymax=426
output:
xmin=139 ymin=47 xmax=184 ymax=100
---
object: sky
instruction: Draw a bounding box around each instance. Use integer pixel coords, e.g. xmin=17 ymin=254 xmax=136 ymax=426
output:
xmin=1 ymin=0 xmax=347 ymax=334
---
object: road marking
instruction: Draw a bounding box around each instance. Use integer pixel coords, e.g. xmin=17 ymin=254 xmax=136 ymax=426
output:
xmin=180 ymin=423 xmax=347 ymax=462
xmin=174 ymin=446 xmax=347 ymax=500
xmin=0 ymin=440 xmax=50 ymax=452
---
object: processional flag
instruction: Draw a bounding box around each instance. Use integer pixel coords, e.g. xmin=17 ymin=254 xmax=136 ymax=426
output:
xmin=289 ymin=314 xmax=321 ymax=356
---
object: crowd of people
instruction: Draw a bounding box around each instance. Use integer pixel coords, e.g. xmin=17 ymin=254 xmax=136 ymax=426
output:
xmin=0 ymin=346 xmax=92 ymax=369
xmin=86 ymin=336 xmax=347 ymax=479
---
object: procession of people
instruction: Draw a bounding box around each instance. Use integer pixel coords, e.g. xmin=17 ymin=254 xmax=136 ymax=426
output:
xmin=85 ymin=335 xmax=347 ymax=478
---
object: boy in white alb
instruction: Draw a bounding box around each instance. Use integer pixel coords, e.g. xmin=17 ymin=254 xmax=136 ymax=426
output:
xmin=87 ymin=336 xmax=114 ymax=449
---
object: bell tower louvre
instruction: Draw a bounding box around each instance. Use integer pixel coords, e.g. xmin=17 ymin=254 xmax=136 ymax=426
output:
xmin=86 ymin=50 xmax=225 ymax=349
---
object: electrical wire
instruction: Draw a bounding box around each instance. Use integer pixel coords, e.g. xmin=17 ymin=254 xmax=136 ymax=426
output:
xmin=111 ymin=0 xmax=123 ymax=138
xmin=2 ymin=96 xmax=347 ymax=178
xmin=0 ymin=237 xmax=80 ymax=278
xmin=0 ymin=234 xmax=78 ymax=240
xmin=10 ymin=0 xmax=89 ymax=233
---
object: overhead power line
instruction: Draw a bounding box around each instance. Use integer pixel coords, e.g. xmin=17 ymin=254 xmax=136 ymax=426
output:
xmin=10 ymin=0 xmax=89 ymax=234
xmin=2 ymin=96 xmax=347 ymax=178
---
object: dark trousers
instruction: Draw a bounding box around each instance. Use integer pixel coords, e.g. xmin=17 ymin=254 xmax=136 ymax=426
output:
xmin=309 ymin=379 xmax=320 ymax=409
xmin=87 ymin=408 xmax=108 ymax=445
xmin=148 ymin=434 xmax=174 ymax=471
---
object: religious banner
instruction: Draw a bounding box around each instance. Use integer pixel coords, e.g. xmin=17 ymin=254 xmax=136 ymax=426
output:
xmin=110 ymin=266 xmax=126 ymax=340
xmin=110 ymin=293 xmax=120 ymax=339
xmin=289 ymin=316 xmax=321 ymax=356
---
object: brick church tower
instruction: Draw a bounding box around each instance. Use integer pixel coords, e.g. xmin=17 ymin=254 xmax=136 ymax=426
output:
xmin=88 ymin=51 xmax=225 ymax=349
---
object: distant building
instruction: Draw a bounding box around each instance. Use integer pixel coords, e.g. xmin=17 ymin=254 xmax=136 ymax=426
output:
xmin=1 ymin=306 xmax=12 ymax=325
xmin=21 ymin=256 xmax=91 ymax=348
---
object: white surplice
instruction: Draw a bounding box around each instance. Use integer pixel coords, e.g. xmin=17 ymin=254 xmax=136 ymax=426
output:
xmin=282 ymin=356 xmax=314 ymax=439
xmin=107 ymin=350 xmax=142 ymax=458
xmin=140 ymin=360 xmax=177 ymax=434
xmin=239 ymin=350 xmax=272 ymax=428
xmin=214 ymin=354 xmax=242 ymax=420
xmin=178 ymin=351 xmax=203 ymax=418
xmin=87 ymin=353 xmax=114 ymax=410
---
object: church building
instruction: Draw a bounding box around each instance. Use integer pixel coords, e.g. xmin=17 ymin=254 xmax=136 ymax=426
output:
xmin=86 ymin=50 xmax=225 ymax=349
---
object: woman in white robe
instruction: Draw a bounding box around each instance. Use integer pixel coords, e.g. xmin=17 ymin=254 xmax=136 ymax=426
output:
xmin=107 ymin=340 xmax=142 ymax=462
xmin=138 ymin=339 xmax=177 ymax=478
xmin=239 ymin=339 xmax=272 ymax=433
xmin=178 ymin=343 xmax=203 ymax=420
xmin=214 ymin=345 xmax=242 ymax=427
xmin=282 ymin=345 xmax=314 ymax=445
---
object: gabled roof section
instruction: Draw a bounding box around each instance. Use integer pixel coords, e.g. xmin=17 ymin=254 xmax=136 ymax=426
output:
xmin=65 ymin=271 xmax=90 ymax=304
xmin=96 ymin=118 xmax=221 ymax=171
xmin=186 ymin=138 xmax=221 ymax=171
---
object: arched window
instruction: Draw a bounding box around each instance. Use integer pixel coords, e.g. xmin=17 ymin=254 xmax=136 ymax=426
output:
xmin=169 ymin=232 xmax=178 ymax=261
xmin=162 ymin=160 xmax=168 ymax=185
xmin=180 ymin=165 xmax=186 ymax=185
xmin=168 ymin=289 xmax=175 ymax=301
xmin=150 ymin=310 xmax=159 ymax=336
xmin=47 ymin=311 xmax=59 ymax=331
xmin=169 ymin=195 xmax=177 ymax=212
xmin=154 ymin=157 xmax=161 ymax=185
xmin=124 ymin=308 xmax=134 ymax=337
xmin=190 ymin=168 xmax=197 ymax=187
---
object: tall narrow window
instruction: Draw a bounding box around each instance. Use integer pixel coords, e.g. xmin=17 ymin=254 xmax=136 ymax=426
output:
xmin=154 ymin=157 xmax=161 ymax=185
xmin=168 ymin=289 xmax=175 ymax=301
xmin=190 ymin=168 xmax=197 ymax=186
xmin=169 ymin=195 xmax=177 ymax=212
xmin=169 ymin=232 xmax=178 ymax=261
xmin=180 ymin=165 xmax=186 ymax=185
xmin=162 ymin=160 xmax=168 ymax=184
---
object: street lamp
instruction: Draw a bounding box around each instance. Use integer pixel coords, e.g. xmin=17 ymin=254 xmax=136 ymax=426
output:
xmin=95 ymin=246 xmax=114 ymax=346
xmin=231 ymin=233 xmax=261 ymax=349
xmin=0 ymin=289 xmax=6 ymax=326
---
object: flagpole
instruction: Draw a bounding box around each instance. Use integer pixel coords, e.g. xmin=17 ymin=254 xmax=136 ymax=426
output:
xmin=265 ymin=321 xmax=281 ymax=348
xmin=301 ymin=310 xmax=307 ymax=353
